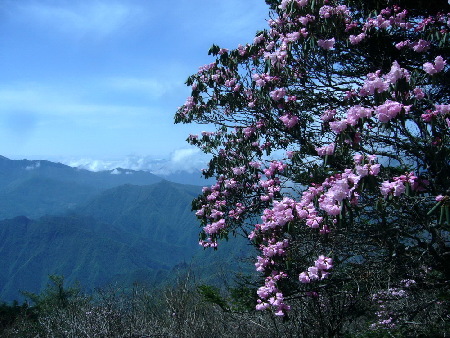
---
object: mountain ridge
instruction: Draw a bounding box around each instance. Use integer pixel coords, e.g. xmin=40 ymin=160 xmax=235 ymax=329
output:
xmin=0 ymin=157 xmax=254 ymax=303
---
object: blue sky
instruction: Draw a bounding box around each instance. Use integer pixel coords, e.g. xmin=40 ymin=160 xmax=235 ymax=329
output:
xmin=0 ymin=0 xmax=268 ymax=169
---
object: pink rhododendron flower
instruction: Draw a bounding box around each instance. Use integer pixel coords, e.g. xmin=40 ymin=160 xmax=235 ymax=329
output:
xmin=237 ymin=44 xmax=247 ymax=56
xmin=435 ymin=104 xmax=450 ymax=115
xmin=299 ymin=256 xmax=333 ymax=283
xmin=269 ymin=88 xmax=287 ymax=101
xmin=321 ymin=109 xmax=336 ymax=122
xmin=249 ymin=161 xmax=261 ymax=168
xmin=421 ymin=111 xmax=434 ymax=122
xmin=380 ymin=173 xmax=421 ymax=197
xmin=413 ymin=87 xmax=425 ymax=99
xmin=360 ymin=71 xmax=389 ymax=95
xmin=375 ymin=100 xmax=404 ymax=122
xmin=349 ymin=33 xmax=366 ymax=45
xmin=264 ymin=49 xmax=288 ymax=67
xmin=423 ymin=62 xmax=437 ymax=74
xmin=184 ymin=96 xmax=195 ymax=109
xmin=243 ymin=127 xmax=256 ymax=138
xmin=354 ymin=154 xmax=363 ymax=164
xmin=232 ymin=166 xmax=246 ymax=175
xmin=329 ymin=120 xmax=348 ymax=133
xmin=395 ymin=40 xmax=410 ymax=49
xmin=346 ymin=106 xmax=373 ymax=125
xmin=315 ymin=255 xmax=333 ymax=270
xmin=279 ymin=114 xmax=299 ymax=128
xmin=380 ymin=180 xmax=406 ymax=197
xmin=315 ymin=142 xmax=335 ymax=156
xmin=298 ymin=14 xmax=315 ymax=25
xmin=278 ymin=0 xmax=306 ymax=13
xmin=319 ymin=5 xmax=334 ymax=18
xmin=299 ymin=272 xmax=311 ymax=283
xmin=278 ymin=0 xmax=290 ymax=10
xmin=285 ymin=32 xmax=301 ymax=42
xmin=386 ymin=61 xmax=410 ymax=83
xmin=253 ymin=34 xmax=265 ymax=44
xmin=434 ymin=56 xmax=446 ymax=71
xmin=423 ymin=56 xmax=446 ymax=74
xmin=412 ymin=39 xmax=431 ymax=52
xmin=318 ymin=38 xmax=335 ymax=50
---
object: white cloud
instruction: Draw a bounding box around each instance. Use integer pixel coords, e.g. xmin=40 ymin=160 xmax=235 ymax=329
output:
xmin=170 ymin=148 xmax=200 ymax=163
xmin=15 ymin=1 xmax=142 ymax=38
xmin=175 ymin=0 xmax=268 ymax=46
xmin=25 ymin=161 xmax=41 ymax=170
xmin=105 ymin=77 xmax=175 ymax=99
xmin=62 ymin=149 xmax=210 ymax=175
xmin=110 ymin=168 xmax=121 ymax=175
xmin=0 ymin=83 xmax=157 ymax=130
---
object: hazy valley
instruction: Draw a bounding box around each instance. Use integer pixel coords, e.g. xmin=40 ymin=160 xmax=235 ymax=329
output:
xmin=0 ymin=156 xmax=252 ymax=302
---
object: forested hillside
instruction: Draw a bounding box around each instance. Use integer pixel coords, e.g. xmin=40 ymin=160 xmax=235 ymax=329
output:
xmin=0 ymin=158 xmax=253 ymax=302
xmin=0 ymin=156 xmax=162 ymax=219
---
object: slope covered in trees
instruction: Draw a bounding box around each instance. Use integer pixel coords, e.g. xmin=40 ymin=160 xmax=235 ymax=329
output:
xmin=0 ymin=180 xmax=252 ymax=303
xmin=0 ymin=156 xmax=162 ymax=219
xmin=176 ymin=0 xmax=450 ymax=334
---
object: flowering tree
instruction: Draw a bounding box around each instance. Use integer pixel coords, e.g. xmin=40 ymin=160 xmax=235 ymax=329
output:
xmin=175 ymin=0 xmax=449 ymax=334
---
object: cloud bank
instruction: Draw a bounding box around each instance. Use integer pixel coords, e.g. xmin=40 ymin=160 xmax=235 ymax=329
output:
xmin=14 ymin=1 xmax=142 ymax=38
xmin=62 ymin=148 xmax=210 ymax=176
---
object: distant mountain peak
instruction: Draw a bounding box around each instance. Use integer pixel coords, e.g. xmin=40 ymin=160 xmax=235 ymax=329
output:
xmin=0 ymin=155 xmax=10 ymax=161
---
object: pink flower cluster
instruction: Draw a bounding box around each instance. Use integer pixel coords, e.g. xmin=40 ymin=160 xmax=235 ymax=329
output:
xmin=250 ymin=198 xmax=296 ymax=316
xmin=197 ymin=62 xmax=216 ymax=74
xmin=263 ymin=160 xmax=287 ymax=178
xmin=298 ymin=14 xmax=315 ymax=26
xmin=252 ymin=73 xmax=279 ymax=87
xmin=317 ymin=38 xmax=335 ymax=50
xmin=423 ymin=56 xmax=446 ymax=75
xmin=264 ymin=48 xmax=288 ymax=68
xmin=395 ymin=39 xmax=431 ymax=52
xmin=232 ymin=166 xmax=246 ymax=175
xmin=299 ymin=256 xmax=333 ymax=283
xmin=270 ymin=88 xmax=287 ymax=101
xmin=284 ymin=29 xmax=309 ymax=43
xmin=196 ymin=176 xmax=250 ymax=248
xmin=359 ymin=61 xmax=410 ymax=96
xmin=315 ymin=142 xmax=335 ymax=156
xmin=279 ymin=114 xmax=299 ymax=128
xmin=370 ymin=281 xmax=415 ymax=330
xmin=278 ymin=0 xmax=308 ymax=10
xmin=375 ymin=100 xmax=410 ymax=123
xmin=362 ymin=7 xmax=410 ymax=31
xmin=380 ymin=172 xmax=427 ymax=197
xmin=255 ymin=272 xmax=290 ymax=316
xmin=259 ymin=171 xmax=283 ymax=202
xmin=321 ymin=109 xmax=336 ymax=122
xmin=421 ymin=104 xmax=450 ymax=122
xmin=319 ymin=5 xmax=349 ymax=19
xmin=249 ymin=154 xmax=382 ymax=314
xmin=329 ymin=105 xmax=373 ymax=133
xmin=349 ymin=33 xmax=366 ymax=45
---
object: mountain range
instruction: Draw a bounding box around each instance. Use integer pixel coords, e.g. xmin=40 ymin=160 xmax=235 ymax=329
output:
xmin=0 ymin=156 xmax=253 ymax=302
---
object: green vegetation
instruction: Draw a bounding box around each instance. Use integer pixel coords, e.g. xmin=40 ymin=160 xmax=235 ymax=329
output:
xmin=2 ymin=0 xmax=450 ymax=335
xmin=0 ymin=178 xmax=253 ymax=303
xmin=3 ymin=272 xmax=446 ymax=337
xmin=0 ymin=156 xmax=162 ymax=219
xmin=174 ymin=0 xmax=450 ymax=335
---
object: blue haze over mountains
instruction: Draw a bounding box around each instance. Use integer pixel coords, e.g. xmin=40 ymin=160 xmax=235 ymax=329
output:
xmin=0 ymin=156 xmax=251 ymax=302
